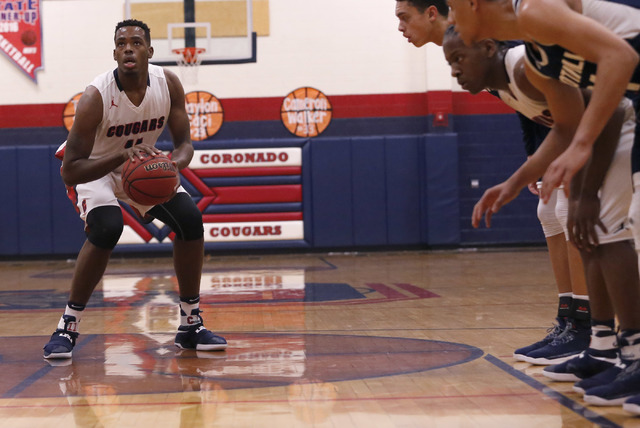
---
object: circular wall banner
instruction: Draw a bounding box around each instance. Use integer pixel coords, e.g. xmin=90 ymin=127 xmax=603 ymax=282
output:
xmin=62 ymin=92 xmax=83 ymax=131
xmin=281 ymin=87 xmax=332 ymax=138
xmin=185 ymin=91 xmax=224 ymax=141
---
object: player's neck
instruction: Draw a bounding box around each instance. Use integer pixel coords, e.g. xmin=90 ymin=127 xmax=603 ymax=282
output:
xmin=487 ymin=50 xmax=511 ymax=92
xmin=433 ymin=17 xmax=448 ymax=47
xmin=117 ymin=70 xmax=149 ymax=106
xmin=484 ymin=1 xmax=527 ymax=42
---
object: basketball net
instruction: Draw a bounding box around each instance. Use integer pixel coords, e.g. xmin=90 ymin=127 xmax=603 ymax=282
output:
xmin=172 ymin=47 xmax=205 ymax=85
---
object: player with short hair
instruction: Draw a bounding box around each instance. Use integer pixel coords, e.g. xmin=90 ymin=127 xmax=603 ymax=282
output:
xmin=394 ymin=2 xmax=597 ymax=368
xmin=447 ymin=0 xmax=639 ymax=196
xmin=44 ymin=19 xmax=227 ymax=360
xmin=448 ymin=0 xmax=640 ymax=408
xmin=395 ymin=0 xmax=450 ymax=47
xmin=443 ymin=28 xmax=638 ymax=379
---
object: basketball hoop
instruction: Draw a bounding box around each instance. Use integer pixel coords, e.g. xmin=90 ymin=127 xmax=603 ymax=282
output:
xmin=172 ymin=47 xmax=205 ymax=85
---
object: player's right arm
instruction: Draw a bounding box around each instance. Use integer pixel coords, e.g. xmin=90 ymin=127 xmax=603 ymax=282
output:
xmin=61 ymin=87 xmax=157 ymax=186
xmin=519 ymin=0 xmax=638 ymax=191
xmin=472 ymin=69 xmax=583 ymax=228
xmin=61 ymin=87 xmax=120 ymax=186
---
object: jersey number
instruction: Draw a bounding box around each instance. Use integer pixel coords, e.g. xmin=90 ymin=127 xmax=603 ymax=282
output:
xmin=124 ymin=138 xmax=143 ymax=149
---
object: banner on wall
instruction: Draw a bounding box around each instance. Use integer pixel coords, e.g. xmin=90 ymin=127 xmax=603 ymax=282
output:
xmin=281 ymin=87 xmax=332 ymax=138
xmin=118 ymin=147 xmax=304 ymax=245
xmin=185 ymin=91 xmax=224 ymax=141
xmin=0 ymin=0 xmax=42 ymax=82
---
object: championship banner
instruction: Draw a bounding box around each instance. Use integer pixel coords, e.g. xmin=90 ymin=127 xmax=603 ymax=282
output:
xmin=0 ymin=0 xmax=42 ymax=82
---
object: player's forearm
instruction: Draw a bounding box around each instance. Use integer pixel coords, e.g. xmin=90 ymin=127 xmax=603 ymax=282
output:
xmin=571 ymin=53 xmax=637 ymax=157
xmin=578 ymin=104 xmax=625 ymax=197
xmin=170 ymin=140 xmax=194 ymax=170
xmin=509 ymin=129 xmax=568 ymax=189
xmin=61 ymin=153 xmax=127 ymax=186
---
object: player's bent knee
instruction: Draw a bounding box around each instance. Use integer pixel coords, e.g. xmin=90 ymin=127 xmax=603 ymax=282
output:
xmin=86 ymin=206 xmax=124 ymax=249
xmin=176 ymin=208 xmax=204 ymax=241
xmin=150 ymin=193 xmax=204 ymax=241
xmin=537 ymin=197 xmax=563 ymax=237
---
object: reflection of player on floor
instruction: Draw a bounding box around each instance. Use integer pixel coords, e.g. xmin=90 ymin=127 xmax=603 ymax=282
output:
xmin=43 ymin=19 xmax=226 ymax=360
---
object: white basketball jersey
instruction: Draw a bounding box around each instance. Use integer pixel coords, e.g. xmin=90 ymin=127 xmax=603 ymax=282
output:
xmin=89 ymin=64 xmax=171 ymax=173
xmin=496 ymin=45 xmax=553 ymax=127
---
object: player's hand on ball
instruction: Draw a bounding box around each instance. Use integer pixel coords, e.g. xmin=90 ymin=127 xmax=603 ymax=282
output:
xmin=124 ymin=145 xmax=162 ymax=163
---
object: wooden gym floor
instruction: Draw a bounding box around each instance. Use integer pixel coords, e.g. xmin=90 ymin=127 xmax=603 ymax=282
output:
xmin=0 ymin=248 xmax=638 ymax=427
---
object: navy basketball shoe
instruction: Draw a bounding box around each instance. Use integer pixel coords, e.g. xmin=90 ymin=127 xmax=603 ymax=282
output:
xmin=43 ymin=315 xmax=79 ymax=359
xmin=583 ymin=332 xmax=640 ymax=405
xmin=623 ymin=394 xmax=640 ymax=415
xmin=513 ymin=318 xmax=566 ymax=361
xmin=542 ymin=348 xmax=619 ymax=382
xmin=521 ymin=319 xmax=590 ymax=365
xmin=175 ymin=311 xmax=227 ymax=351
xmin=583 ymin=360 xmax=640 ymax=406
xmin=573 ymin=361 xmax=626 ymax=394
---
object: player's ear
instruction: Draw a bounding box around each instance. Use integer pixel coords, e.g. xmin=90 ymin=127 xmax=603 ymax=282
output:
xmin=148 ymin=46 xmax=154 ymax=59
xmin=483 ymin=39 xmax=497 ymax=57
xmin=427 ymin=5 xmax=438 ymax=20
xmin=113 ymin=49 xmax=117 ymax=61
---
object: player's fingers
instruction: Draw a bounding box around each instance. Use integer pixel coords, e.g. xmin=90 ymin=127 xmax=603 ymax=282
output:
xmin=540 ymin=184 xmax=550 ymax=204
xmin=485 ymin=210 xmax=493 ymax=228
xmin=471 ymin=203 xmax=482 ymax=228
xmin=590 ymin=219 xmax=607 ymax=247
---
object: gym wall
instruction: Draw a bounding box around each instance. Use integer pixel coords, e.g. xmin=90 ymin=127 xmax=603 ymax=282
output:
xmin=0 ymin=0 xmax=543 ymax=256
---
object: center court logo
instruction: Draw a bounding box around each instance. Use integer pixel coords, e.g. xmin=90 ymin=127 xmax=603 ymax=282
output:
xmin=281 ymin=87 xmax=332 ymax=138
xmin=185 ymin=90 xmax=224 ymax=141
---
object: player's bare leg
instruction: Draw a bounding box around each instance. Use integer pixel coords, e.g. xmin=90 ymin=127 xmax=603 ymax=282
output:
xmin=173 ymin=236 xmax=227 ymax=351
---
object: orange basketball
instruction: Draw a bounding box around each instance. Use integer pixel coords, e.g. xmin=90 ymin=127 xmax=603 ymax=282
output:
xmin=121 ymin=153 xmax=179 ymax=206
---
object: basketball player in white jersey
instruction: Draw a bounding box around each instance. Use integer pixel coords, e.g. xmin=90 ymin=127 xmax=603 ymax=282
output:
xmin=442 ymin=27 xmax=639 ymax=395
xmin=44 ymin=20 xmax=227 ymax=360
xmin=448 ymin=0 xmax=640 ymax=407
xmin=447 ymin=0 xmax=640 ymax=196
xmin=394 ymin=1 xmax=597 ymax=372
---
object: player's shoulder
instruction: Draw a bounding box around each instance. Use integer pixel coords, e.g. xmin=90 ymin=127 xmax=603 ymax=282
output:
xmin=504 ymin=43 xmax=526 ymax=75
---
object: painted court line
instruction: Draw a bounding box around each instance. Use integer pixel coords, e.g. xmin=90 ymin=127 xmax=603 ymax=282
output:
xmin=485 ymin=354 xmax=621 ymax=428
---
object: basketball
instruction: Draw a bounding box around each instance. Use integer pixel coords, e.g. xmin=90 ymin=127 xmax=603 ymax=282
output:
xmin=121 ymin=153 xmax=179 ymax=206
xmin=21 ymin=30 xmax=37 ymax=46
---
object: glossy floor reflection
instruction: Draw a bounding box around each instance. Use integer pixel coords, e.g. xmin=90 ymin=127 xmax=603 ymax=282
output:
xmin=1 ymin=249 xmax=639 ymax=427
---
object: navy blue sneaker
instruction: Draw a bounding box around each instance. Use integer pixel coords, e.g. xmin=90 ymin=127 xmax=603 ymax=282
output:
xmin=43 ymin=315 xmax=79 ymax=359
xmin=623 ymin=394 xmax=640 ymax=415
xmin=175 ymin=323 xmax=227 ymax=351
xmin=542 ymin=349 xmax=618 ymax=382
xmin=573 ymin=361 xmax=626 ymax=394
xmin=583 ymin=360 xmax=640 ymax=406
xmin=513 ymin=318 xmax=567 ymax=362
xmin=522 ymin=320 xmax=590 ymax=365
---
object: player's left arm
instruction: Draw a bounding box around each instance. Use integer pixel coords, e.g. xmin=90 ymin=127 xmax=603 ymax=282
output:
xmin=165 ymin=69 xmax=194 ymax=170
xmin=519 ymin=0 xmax=638 ymax=160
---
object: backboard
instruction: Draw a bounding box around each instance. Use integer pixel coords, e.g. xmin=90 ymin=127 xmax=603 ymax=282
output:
xmin=123 ymin=0 xmax=265 ymax=66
